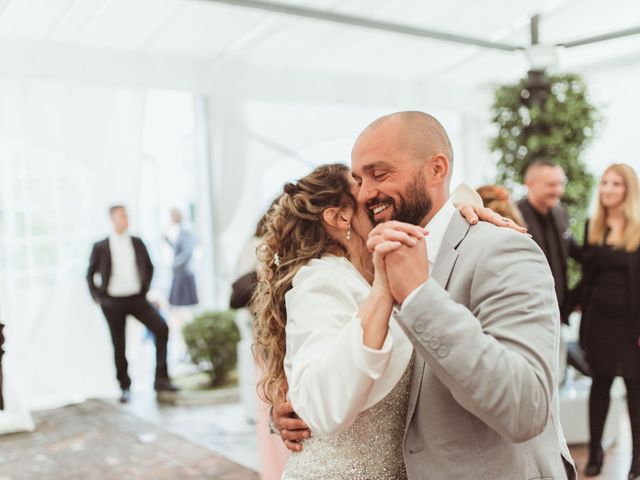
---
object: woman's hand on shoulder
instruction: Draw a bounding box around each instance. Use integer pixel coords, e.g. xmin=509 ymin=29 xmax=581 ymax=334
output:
xmin=456 ymin=204 xmax=528 ymax=234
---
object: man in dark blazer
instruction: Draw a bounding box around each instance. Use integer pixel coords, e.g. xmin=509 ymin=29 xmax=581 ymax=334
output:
xmin=517 ymin=160 xmax=590 ymax=378
xmin=87 ymin=205 xmax=177 ymax=402
xmin=517 ymin=160 xmax=582 ymax=323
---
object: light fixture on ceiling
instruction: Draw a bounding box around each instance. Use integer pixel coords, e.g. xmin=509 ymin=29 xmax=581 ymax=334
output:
xmin=525 ymin=44 xmax=559 ymax=72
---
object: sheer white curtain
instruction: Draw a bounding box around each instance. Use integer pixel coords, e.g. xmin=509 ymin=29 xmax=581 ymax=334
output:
xmin=0 ymin=78 xmax=147 ymax=417
xmin=207 ymin=91 xmax=470 ymax=303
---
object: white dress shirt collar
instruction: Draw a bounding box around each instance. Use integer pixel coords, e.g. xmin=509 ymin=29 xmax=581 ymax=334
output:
xmin=396 ymin=183 xmax=482 ymax=311
xmin=425 ymin=183 xmax=483 ymax=265
xmin=110 ymin=232 xmax=131 ymax=242
xmin=424 ymin=200 xmax=456 ymax=266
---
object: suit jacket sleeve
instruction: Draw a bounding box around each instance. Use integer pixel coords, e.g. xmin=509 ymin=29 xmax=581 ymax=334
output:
xmin=568 ymin=235 xmax=583 ymax=263
xmin=86 ymin=243 xmax=100 ymax=300
xmin=395 ymin=229 xmax=557 ymax=443
xmin=137 ymin=239 xmax=154 ymax=289
xmin=285 ymin=267 xmax=393 ymax=438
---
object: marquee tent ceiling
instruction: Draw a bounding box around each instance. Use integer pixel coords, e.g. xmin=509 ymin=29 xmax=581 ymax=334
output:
xmin=0 ymin=0 xmax=638 ymax=86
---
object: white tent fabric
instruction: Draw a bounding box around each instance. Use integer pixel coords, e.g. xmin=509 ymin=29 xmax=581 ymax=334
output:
xmin=0 ymin=0 xmax=639 ymax=411
xmin=0 ymin=78 xmax=147 ymax=412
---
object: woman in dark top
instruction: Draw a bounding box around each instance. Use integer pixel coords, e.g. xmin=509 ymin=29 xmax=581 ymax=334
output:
xmin=575 ymin=163 xmax=640 ymax=479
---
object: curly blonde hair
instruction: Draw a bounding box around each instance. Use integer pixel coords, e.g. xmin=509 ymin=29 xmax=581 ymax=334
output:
xmin=252 ymin=163 xmax=358 ymax=405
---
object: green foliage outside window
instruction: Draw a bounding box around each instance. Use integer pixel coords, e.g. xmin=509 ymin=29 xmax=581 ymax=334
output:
xmin=490 ymin=72 xmax=601 ymax=286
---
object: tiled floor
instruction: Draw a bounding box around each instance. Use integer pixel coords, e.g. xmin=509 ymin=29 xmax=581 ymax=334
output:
xmin=569 ymin=410 xmax=633 ymax=479
xmin=0 ymin=399 xmax=258 ymax=480
xmin=119 ymin=385 xmax=259 ymax=471
xmin=2 ymin=315 xmax=634 ymax=479
xmin=0 ymin=390 xmax=635 ymax=479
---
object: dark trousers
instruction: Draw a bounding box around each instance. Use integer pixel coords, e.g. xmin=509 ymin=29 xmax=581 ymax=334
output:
xmin=100 ymin=295 xmax=169 ymax=390
xmin=589 ymin=374 xmax=640 ymax=464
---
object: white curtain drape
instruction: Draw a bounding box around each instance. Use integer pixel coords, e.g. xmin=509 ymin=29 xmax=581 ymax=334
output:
xmin=204 ymin=64 xmax=491 ymax=304
xmin=0 ymin=78 xmax=147 ymax=416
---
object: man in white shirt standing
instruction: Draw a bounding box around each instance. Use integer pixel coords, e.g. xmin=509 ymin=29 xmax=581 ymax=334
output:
xmin=87 ymin=205 xmax=177 ymax=403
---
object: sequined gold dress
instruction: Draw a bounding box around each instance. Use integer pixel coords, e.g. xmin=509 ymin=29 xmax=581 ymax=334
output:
xmin=281 ymin=356 xmax=413 ymax=480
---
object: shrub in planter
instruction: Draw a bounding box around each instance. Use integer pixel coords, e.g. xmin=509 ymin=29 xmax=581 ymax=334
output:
xmin=182 ymin=310 xmax=241 ymax=387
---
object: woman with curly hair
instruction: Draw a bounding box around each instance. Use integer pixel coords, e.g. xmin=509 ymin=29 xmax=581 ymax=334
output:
xmin=253 ymin=163 xmax=418 ymax=478
xmin=251 ymin=159 xmax=512 ymax=478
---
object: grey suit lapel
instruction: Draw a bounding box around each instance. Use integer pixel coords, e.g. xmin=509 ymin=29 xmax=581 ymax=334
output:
xmin=404 ymin=212 xmax=470 ymax=432
xmin=432 ymin=212 xmax=469 ymax=289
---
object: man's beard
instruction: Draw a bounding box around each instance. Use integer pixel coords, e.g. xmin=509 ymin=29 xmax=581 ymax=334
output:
xmin=393 ymin=172 xmax=432 ymax=225
xmin=369 ymin=171 xmax=433 ymax=226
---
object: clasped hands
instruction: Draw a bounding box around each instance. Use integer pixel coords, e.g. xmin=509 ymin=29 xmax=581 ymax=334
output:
xmin=368 ymin=221 xmax=429 ymax=305
xmin=367 ymin=202 xmax=526 ymax=304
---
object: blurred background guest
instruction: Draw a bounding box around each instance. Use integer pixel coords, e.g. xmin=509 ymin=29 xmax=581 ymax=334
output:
xmin=87 ymin=205 xmax=177 ymax=403
xmin=516 ymin=159 xmax=592 ymax=384
xmin=476 ymin=184 xmax=525 ymax=226
xmin=166 ymin=208 xmax=199 ymax=308
xmin=231 ymin=200 xmax=289 ymax=480
xmin=517 ymin=159 xmax=582 ymax=324
xmin=572 ymin=163 xmax=640 ymax=478
xmin=0 ymin=307 xmax=34 ymax=434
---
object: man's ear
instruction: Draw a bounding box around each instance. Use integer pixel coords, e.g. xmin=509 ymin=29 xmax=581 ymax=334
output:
xmin=322 ymin=207 xmax=352 ymax=229
xmin=430 ymin=154 xmax=450 ymax=183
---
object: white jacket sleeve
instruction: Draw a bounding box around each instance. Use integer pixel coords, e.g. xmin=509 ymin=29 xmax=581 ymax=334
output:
xmin=285 ymin=267 xmax=393 ymax=438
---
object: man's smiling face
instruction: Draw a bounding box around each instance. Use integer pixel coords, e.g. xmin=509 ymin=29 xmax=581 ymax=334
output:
xmin=351 ymin=120 xmax=433 ymax=226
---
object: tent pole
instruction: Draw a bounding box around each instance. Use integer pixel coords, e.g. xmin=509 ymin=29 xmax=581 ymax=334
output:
xmin=202 ymin=0 xmax=523 ymax=52
xmin=557 ymin=26 xmax=640 ymax=48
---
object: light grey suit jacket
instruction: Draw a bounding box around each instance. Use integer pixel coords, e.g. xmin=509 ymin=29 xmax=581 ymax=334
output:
xmin=395 ymin=213 xmax=577 ymax=479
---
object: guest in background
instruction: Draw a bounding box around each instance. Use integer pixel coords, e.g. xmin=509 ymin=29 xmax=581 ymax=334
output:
xmin=87 ymin=205 xmax=178 ymax=403
xmin=517 ymin=159 xmax=591 ymax=382
xmin=230 ymin=201 xmax=290 ymax=480
xmin=476 ymin=184 xmax=525 ymax=226
xmin=572 ymin=164 xmax=640 ymax=479
xmin=166 ymin=208 xmax=198 ymax=307
xmin=0 ymin=307 xmax=34 ymax=433
xmin=517 ymin=159 xmax=582 ymax=324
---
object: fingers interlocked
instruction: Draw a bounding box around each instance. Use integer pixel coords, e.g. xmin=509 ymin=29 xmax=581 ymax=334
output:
xmin=367 ymin=221 xmax=427 ymax=253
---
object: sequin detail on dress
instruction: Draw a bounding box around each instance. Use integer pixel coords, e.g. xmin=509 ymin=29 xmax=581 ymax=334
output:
xmin=282 ymin=355 xmax=414 ymax=480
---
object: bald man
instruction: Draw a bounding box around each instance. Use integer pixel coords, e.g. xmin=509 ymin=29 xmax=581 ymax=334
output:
xmin=516 ymin=160 xmax=582 ymax=324
xmin=355 ymin=112 xmax=574 ymax=478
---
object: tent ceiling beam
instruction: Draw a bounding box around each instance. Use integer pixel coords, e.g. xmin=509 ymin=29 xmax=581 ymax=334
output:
xmin=202 ymin=0 xmax=524 ymax=52
xmin=557 ymin=25 xmax=640 ymax=48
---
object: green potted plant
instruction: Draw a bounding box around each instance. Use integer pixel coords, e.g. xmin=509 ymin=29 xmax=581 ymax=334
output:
xmin=182 ymin=310 xmax=241 ymax=387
